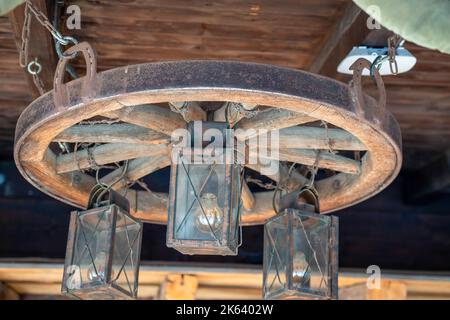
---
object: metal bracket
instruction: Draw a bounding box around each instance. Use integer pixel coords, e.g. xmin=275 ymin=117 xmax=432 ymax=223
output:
xmin=53 ymin=42 xmax=97 ymax=111
xmin=349 ymin=58 xmax=386 ymax=120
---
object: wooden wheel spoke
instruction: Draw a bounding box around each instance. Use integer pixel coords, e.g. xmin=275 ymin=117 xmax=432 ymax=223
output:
xmin=278 ymin=126 xmax=366 ymax=151
xmin=56 ymin=143 xmax=169 ymax=174
xmin=103 ymin=104 xmax=186 ymax=136
xmin=101 ymin=155 xmax=171 ymax=190
xmin=279 ymin=149 xmax=361 ymax=174
xmin=53 ymin=123 xmax=170 ymax=145
xmin=250 ymin=148 xmax=361 ymax=175
xmin=235 ymin=108 xmax=316 ymax=139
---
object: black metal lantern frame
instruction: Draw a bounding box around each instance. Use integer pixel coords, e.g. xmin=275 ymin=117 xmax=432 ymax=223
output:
xmin=263 ymin=187 xmax=339 ymax=300
xmin=62 ymin=188 xmax=143 ymax=300
xmin=166 ymin=121 xmax=242 ymax=255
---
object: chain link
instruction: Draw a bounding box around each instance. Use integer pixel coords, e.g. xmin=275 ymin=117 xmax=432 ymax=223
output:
xmin=19 ymin=1 xmax=32 ymax=68
xmin=25 ymin=0 xmax=69 ymax=44
xmin=370 ymin=34 xmax=403 ymax=77
xmin=19 ymin=0 xmax=79 ymax=93
xmin=20 ymin=0 xmax=70 ymax=66
xmin=387 ymin=34 xmax=403 ymax=75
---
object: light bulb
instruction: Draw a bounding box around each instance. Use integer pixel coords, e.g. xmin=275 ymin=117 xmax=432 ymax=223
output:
xmin=292 ymin=252 xmax=311 ymax=287
xmin=87 ymin=251 xmax=108 ymax=282
xmin=86 ymin=229 xmax=112 ymax=282
xmin=194 ymin=193 xmax=223 ymax=234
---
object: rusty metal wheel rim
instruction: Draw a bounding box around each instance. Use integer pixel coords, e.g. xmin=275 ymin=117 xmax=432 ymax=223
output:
xmin=14 ymin=60 xmax=402 ymax=225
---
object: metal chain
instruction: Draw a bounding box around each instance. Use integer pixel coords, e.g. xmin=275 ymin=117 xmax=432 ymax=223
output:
xmin=24 ymin=0 xmax=70 ymax=45
xmin=306 ymin=151 xmax=321 ymax=188
xmin=19 ymin=1 xmax=32 ymax=68
xmin=19 ymin=0 xmax=79 ymax=88
xmin=387 ymin=34 xmax=403 ymax=75
xmin=370 ymin=34 xmax=404 ymax=77
xmin=31 ymin=73 xmax=45 ymax=95
xmin=320 ymin=120 xmax=337 ymax=155
xmin=20 ymin=0 xmax=67 ymax=66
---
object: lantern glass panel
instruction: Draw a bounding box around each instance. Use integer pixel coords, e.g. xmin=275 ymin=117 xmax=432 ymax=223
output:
xmin=263 ymin=209 xmax=338 ymax=300
xmin=62 ymin=204 xmax=142 ymax=300
xmin=167 ymin=152 xmax=241 ymax=255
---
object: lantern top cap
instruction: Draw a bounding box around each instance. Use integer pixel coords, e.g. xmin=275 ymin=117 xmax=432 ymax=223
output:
xmin=278 ymin=186 xmax=320 ymax=214
xmin=87 ymin=185 xmax=130 ymax=213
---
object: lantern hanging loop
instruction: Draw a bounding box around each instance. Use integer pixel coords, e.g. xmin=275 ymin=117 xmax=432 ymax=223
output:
xmin=305 ymin=150 xmax=321 ymax=189
xmin=272 ymin=162 xmax=297 ymax=213
xmin=278 ymin=184 xmax=320 ymax=214
xmin=87 ymin=160 xmax=130 ymax=208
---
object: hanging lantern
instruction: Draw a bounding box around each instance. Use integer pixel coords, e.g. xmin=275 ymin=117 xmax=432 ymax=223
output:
xmin=62 ymin=186 xmax=143 ymax=299
xmin=166 ymin=121 xmax=242 ymax=255
xmin=263 ymin=187 xmax=338 ymax=300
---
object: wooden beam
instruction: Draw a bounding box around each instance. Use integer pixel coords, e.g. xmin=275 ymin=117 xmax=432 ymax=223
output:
xmin=158 ymin=274 xmax=198 ymax=300
xmin=0 ymin=282 xmax=20 ymax=300
xmin=309 ymin=3 xmax=367 ymax=76
xmin=56 ymin=143 xmax=169 ymax=173
xmin=340 ymin=280 xmax=408 ymax=300
xmin=1 ymin=263 xmax=449 ymax=300
xmin=8 ymin=0 xmax=58 ymax=97
xmin=103 ymin=104 xmax=186 ymax=136
xmin=308 ymin=2 xmax=394 ymax=78
xmin=53 ymin=123 xmax=170 ymax=145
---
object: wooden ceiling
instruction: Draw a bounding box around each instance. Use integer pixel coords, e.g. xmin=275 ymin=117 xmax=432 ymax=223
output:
xmin=0 ymin=0 xmax=449 ymax=154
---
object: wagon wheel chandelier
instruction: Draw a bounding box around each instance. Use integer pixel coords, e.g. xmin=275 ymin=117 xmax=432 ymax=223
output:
xmin=15 ymin=44 xmax=402 ymax=223
xmin=14 ymin=0 xmax=402 ymax=300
